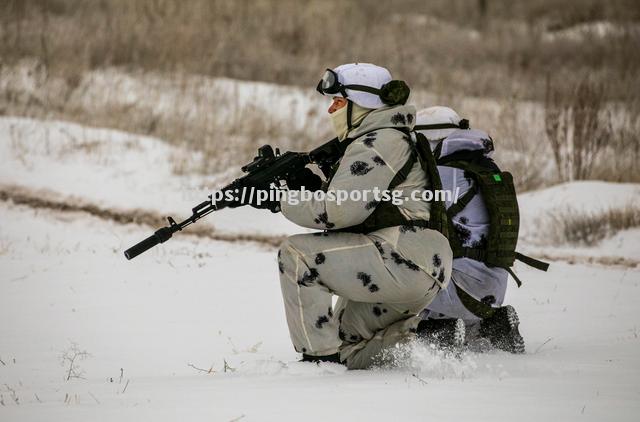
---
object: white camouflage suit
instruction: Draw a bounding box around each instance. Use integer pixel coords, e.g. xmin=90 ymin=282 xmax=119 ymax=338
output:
xmin=421 ymin=129 xmax=509 ymax=325
xmin=278 ymin=105 xmax=452 ymax=369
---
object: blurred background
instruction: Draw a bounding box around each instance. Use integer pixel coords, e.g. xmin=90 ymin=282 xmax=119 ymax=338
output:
xmin=1 ymin=0 xmax=639 ymax=190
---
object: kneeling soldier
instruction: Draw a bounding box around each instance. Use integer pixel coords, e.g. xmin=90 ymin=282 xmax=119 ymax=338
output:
xmin=415 ymin=106 xmax=548 ymax=353
xmin=277 ymin=64 xmax=454 ymax=369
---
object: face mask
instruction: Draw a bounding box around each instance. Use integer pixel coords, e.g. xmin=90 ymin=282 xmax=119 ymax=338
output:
xmin=330 ymin=103 xmax=350 ymax=141
xmin=329 ymin=101 xmax=372 ymax=141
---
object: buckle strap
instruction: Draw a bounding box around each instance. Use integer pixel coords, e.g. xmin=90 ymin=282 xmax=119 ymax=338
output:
xmin=456 ymin=247 xmax=523 ymax=287
xmin=506 ymin=267 xmax=523 ymax=288
xmin=515 ymin=252 xmax=550 ymax=272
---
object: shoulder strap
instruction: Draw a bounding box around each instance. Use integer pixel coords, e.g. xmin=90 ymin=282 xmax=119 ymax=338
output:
xmin=446 ymin=183 xmax=478 ymax=219
xmin=389 ymin=151 xmax=416 ymax=190
xmin=414 ymin=132 xmax=449 ymax=236
xmin=336 ymin=128 xmax=422 ymax=234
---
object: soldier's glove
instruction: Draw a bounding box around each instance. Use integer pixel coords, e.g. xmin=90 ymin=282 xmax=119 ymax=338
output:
xmin=286 ymin=168 xmax=323 ymax=191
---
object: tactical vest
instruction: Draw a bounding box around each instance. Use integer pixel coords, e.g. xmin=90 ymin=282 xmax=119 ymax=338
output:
xmin=328 ymin=128 xmax=449 ymax=238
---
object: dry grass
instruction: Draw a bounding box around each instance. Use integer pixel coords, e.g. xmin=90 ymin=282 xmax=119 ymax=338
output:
xmin=2 ymin=0 xmax=639 ymax=100
xmin=2 ymin=60 xmax=638 ymax=188
xmin=545 ymin=76 xmax=613 ymax=181
xmin=1 ymin=1 xmax=639 ymax=187
xmin=0 ymin=63 xmax=331 ymax=173
xmin=551 ymin=206 xmax=640 ymax=246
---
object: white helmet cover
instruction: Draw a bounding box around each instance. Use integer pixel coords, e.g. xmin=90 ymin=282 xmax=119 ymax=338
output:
xmin=416 ymin=106 xmax=467 ymax=141
xmin=331 ymin=63 xmax=393 ymax=109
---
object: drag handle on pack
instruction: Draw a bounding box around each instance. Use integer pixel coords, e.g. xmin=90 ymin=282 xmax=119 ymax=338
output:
xmin=124 ymin=225 xmax=176 ymax=260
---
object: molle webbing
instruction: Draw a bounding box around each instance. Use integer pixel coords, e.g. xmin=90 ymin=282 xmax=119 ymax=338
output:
xmin=438 ymin=159 xmax=519 ymax=267
xmin=439 ymin=157 xmax=520 ymax=268
xmin=472 ymin=167 xmax=519 ymax=269
xmin=439 ymin=154 xmax=549 ymax=289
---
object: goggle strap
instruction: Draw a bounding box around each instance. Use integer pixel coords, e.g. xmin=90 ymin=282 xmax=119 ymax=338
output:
xmin=316 ymin=84 xmax=379 ymax=99
xmin=342 ymin=84 xmax=382 ymax=96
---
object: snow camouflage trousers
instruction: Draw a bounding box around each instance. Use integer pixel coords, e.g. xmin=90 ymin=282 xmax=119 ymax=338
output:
xmin=278 ymin=226 xmax=452 ymax=369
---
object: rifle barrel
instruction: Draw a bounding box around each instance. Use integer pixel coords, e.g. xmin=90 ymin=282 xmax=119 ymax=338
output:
xmin=124 ymin=226 xmax=174 ymax=260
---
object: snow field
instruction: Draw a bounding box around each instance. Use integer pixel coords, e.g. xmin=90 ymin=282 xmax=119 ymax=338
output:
xmin=1 ymin=201 xmax=639 ymax=421
xmin=1 ymin=116 xmax=639 ymax=421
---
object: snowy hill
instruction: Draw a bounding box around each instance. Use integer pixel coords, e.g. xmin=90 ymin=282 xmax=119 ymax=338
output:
xmin=1 ymin=117 xmax=639 ymax=421
xmin=0 ymin=116 xmax=303 ymax=237
xmin=518 ymin=181 xmax=640 ymax=263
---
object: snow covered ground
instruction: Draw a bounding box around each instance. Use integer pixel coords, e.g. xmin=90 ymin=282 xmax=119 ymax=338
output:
xmin=1 ymin=117 xmax=639 ymax=421
xmin=0 ymin=116 xmax=302 ymax=237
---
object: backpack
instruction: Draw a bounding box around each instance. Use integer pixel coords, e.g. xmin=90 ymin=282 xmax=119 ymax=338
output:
xmin=428 ymin=134 xmax=549 ymax=287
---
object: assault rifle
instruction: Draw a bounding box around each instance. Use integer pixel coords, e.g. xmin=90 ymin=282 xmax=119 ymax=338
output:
xmin=124 ymin=137 xmax=342 ymax=260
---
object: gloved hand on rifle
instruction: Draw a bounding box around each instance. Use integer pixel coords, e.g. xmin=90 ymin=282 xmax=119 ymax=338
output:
xmin=285 ymin=168 xmax=323 ymax=191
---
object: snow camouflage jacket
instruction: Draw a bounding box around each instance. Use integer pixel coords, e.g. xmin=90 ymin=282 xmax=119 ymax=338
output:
xmin=280 ymin=104 xmax=452 ymax=287
xmin=436 ymin=129 xmax=509 ymax=299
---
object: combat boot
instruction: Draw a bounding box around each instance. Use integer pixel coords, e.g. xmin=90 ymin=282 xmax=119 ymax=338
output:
xmin=479 ymin=305 xmax=525 ymax=354
xmin=417 ymin=318 xmax=465 ymax=349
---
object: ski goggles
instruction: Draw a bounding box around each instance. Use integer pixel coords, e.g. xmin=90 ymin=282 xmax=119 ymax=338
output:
xmin=316 ymin=68 xmax=381 ymax=97
xmin=414 ymin=119 xmax=469 ymax=131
